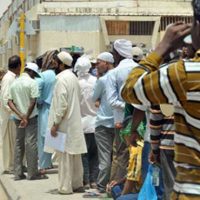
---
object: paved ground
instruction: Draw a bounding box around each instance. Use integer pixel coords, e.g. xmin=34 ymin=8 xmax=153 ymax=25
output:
xmin=0 ymin=138 xmax=112 ymax=200
xmin=0 ymin=182 xmax=8 ymax=200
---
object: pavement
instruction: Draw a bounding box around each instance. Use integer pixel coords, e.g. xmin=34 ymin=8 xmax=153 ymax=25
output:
xmin=0 ymin=138 xmax=111 ymax=200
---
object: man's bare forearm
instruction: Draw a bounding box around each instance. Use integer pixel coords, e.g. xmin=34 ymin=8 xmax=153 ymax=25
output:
xmin=26 ymin=99 xmax=36 ymax=119
xmin=131 ymin=108 xmax=145 ymax=133
xmin=8 ymin=100 xmax=24 ymax=119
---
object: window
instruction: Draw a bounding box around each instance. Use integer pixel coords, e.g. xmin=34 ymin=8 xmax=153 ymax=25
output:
xmin=160 ymin=16 xmax=192 ymax=31
xmin=106 ymin=20 xmax=155 ymax=35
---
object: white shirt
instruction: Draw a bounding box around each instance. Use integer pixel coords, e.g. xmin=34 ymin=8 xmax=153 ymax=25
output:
xmin=0 ymin=70 xmax=16 ymax=138
xmin=78 ymin=74 xmax=97 ymax=134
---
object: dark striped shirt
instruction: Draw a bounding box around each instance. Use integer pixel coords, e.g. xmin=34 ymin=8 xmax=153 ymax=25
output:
xmin=150 ymin=105 xmax=175 ymax=154
xmin=121 ymin=51 xmax=200 ymax=198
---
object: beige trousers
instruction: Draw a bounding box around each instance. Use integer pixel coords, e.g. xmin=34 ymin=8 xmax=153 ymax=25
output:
xmin=58 ymin=152 xmax=83 ymax=194
xmin=2 ymin=120 xmax=16 ymax=172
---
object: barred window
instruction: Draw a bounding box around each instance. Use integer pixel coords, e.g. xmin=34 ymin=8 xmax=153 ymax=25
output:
xmin=106 ymin=20 xmax=154 ymax=35
xmin=160 ymin=16 xmax=192 ymax=31
xmin=130 ymin=21 xmax=154 ymax=35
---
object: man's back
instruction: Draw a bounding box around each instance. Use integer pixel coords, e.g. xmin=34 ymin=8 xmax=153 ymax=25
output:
xmin=106 ymin=58 xmax=138 ymax=124
xmin=78 ymin=74 xmax=97 ymax=133
xmin=78 ymin=74 xmax=97 ymax=117
xmin=9 ymin=73 xmax=39 ymax=120
xmin=1 ymin=71 xmax=16 ymax=113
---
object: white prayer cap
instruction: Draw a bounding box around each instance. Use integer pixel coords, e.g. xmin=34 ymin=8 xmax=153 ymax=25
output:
xmin=132 ymin=47 xmax=144 ymax=61
xmin=90 ymin=58 xmax=97 ymax=64
xmin=114 ymin=39 xmax=133 ymax=59
xmin=25 ymin=62 xmax=40 ymax=77
xmin=57 ymin=51 xmax=73 ymax=66
xmin=97 ymin=52 xmax=114 ymax=64
xmin=74 ymin=57 xmax=91 ymax=76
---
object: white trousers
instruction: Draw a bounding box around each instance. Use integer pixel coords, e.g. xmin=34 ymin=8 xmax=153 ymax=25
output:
xmin=58 ymin=152 xmax=83 ymax=194
xmin=2 ymin=120 xmax=16 ymax=172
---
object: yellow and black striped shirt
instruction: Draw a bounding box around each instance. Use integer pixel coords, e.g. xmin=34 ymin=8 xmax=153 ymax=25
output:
xmin=150 ymin=105 xmax=175 ymax=153
xmin=121 ymin=51 xmax=200 ymax=199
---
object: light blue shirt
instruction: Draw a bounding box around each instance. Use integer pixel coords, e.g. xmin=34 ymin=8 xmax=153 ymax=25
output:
xmin=92 ymin=72 xmax=114 ymax=128
xmin=37 ymin=70 xmax=56 ymax=106
xmin=36 ymin=70 xmax=56 ymax=138
xmin=106 ymin=59 xmax=138 ymax=124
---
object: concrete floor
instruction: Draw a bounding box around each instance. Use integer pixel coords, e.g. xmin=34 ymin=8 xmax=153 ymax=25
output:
xmin=0 ymin=183 xmax=8 ymax=200
xmin=0 ymin=137 xmax=111 ymax=200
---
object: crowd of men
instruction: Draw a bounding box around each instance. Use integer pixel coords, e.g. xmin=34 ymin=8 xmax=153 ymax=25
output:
xmin=0 ymin=0 xmax=200 ymax=200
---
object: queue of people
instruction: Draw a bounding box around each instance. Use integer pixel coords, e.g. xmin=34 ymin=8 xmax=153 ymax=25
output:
xmin=0 ymin=1 xmax=200 ymax=200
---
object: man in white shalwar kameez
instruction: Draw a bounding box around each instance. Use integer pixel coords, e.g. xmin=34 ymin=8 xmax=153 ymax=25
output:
xmin=48 ymin=51 xmax=87 ymax=194
xmin=0 ymin=55 xmax=21 ymax=173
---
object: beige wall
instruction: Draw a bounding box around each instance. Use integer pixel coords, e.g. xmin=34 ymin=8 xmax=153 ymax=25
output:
xmin=37 ymin=31 xmax=102 ymax=57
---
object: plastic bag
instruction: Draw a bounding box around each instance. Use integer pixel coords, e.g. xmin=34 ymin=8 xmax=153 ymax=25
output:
xmin=138 ymin=164 xmax=157 ymax=200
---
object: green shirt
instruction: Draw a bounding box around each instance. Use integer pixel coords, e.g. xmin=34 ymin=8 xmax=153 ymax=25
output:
xmin=9 ymin=73 xmax=39 ymax=120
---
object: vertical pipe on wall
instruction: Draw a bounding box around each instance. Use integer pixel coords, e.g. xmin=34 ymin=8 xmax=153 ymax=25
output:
xmin=19 ymin=12 xmax=25 ymax=73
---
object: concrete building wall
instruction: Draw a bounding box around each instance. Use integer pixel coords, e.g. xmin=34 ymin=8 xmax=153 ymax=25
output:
xmin=37 ymin=31 xmax=101 ymax=57
xmin=0 ymin=0 xmax=193 ymax=68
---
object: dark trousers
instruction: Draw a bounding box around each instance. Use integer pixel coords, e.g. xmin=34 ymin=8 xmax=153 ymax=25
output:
xmin=160 ymin=149 xmax=176 ymax=200
xmin=141 ymin=142 xmax=151 ymax=181
xmin=14 ymin=117 xmax=38 ymax=178
xmin=110 ymin=128 xmax=129 ymax=182
xmin=82 ymin=133 xmax=99 ymax=185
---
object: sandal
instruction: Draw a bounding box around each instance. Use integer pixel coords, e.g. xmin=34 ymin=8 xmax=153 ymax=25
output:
xmin=28 ymin=174 xmax=48 ymax=180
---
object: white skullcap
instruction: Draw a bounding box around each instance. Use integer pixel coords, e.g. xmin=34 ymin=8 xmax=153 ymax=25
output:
xmin=25 ymin=62 xmax=40 ymax=77
xmin=132 ymin=47 xmax=144 ymax=61
xmin=57 ymin=51 xmax=73 ymax=66
xmin=74 ymin=57 xmax=91 ymax=77
xmin=97 ymin=52 xmax=114 ymax=64
xmin=114 ymin=39 xmax=133 ymax=59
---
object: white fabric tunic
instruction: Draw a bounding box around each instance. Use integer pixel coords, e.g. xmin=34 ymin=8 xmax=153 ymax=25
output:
xmin=0 ymin=70 xmax=16 ymax=171
xmin=0 ymin=71 xmax=16 ymax=131
xmin=78 ymin=74 xmax=97 ymax=134
xmin=48 ymin=69 xmax=87 ymax=155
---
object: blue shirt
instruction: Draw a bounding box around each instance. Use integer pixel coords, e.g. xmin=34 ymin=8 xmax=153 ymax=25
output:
xmin=106 ymin=59 xmax=138 ymax=124
xmin=37 ymin=70 xmax=56 ymax=106
xmin=92 ymin=72 xmax=114 ymax=128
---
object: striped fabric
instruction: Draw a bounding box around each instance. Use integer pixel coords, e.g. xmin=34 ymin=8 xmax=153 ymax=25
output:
xmin=121 ymin=51 xmax=200 ymax=199
xmin=150 ymin=105 xmax=175 ymax=155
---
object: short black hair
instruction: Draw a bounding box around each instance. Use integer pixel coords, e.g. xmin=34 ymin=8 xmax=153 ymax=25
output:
xmin=8 ymin=55 xmax=21 ymax=69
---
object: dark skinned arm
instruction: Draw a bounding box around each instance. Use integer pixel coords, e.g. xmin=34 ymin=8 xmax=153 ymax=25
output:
xmin=125 ymin=107 xmax=145 ymax=146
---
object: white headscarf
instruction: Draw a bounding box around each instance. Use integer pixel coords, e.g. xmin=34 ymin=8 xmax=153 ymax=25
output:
xmin=132 ymin=47 xmax=144 ymax=61
xmin=114 ymin=39 xmax=133 ymax=59
xmin=74 ymin=57 xmax=91 ymax=77
xmin=97 ymin=52 xmax=114 ymax=63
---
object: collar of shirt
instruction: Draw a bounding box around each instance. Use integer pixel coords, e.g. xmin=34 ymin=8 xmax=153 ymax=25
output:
xmin=119 ymin=58 xmax=138 ymax=68
xmin=8 ymin=70 xmax=16 ymax=78
xmin=21 ymin=72 xmax=32 ymax=79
